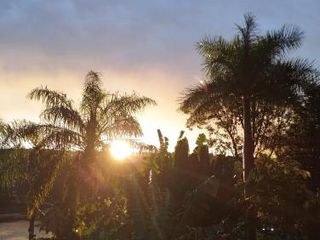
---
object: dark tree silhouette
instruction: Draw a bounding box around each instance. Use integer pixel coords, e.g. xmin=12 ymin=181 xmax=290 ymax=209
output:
xmin=179 ymin=14 xmax=317 ymax=240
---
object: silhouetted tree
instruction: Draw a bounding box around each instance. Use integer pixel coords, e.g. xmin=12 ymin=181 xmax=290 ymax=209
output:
xmin=276 ymin=81 xmax=320 ymax=239
xmin=4 ymin=71 xmax=155 ymax=239
xmin=179 ymin=14 xmax=317 ymax=240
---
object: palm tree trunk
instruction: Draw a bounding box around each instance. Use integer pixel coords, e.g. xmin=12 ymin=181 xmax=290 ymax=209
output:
xmin=242 ymin=95 xmax=256 ymax=240
xmin=243 ymin=96 xmax=254 ymax=184
xmin=28 ymin=211 xmax=36 ymax=240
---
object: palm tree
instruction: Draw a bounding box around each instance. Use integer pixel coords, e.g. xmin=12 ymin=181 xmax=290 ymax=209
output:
xmin=7 ymin=71 xmax=155 ymax=239
xmin=179 ymin=14 xmax=317 ymax=240
xmin=25 ymin=71 xmax=155 ymax=152
xmin=30 ymin=70 xmax=155 ymax=180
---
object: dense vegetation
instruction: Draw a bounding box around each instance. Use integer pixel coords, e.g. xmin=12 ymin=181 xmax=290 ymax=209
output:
xmin=0 ymin=14 xmax=320 ymax=240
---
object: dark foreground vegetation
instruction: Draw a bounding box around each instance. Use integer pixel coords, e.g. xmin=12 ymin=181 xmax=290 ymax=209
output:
xmin=0 ymin=14 xmax=320 ymax=240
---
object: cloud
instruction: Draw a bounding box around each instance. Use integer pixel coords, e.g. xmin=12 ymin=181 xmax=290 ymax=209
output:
xmin=0 ymin=0 xmax=319 ymax=148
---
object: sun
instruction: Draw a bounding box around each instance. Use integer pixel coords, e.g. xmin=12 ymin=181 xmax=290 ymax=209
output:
xmin=110 ymin=140 xmax=132 ymax=161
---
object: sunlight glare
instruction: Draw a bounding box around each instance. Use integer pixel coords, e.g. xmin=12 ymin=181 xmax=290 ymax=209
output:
xmin=110 ymin=140 xmax=132 ymax=161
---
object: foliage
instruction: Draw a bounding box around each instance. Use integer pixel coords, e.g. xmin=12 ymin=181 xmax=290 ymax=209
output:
xmin=179 ymin=14 xmax=317 ymax=159
xmin=250 ymin=156 xmax=318 ymax=235
xmin=0 ymin=15 xmax=319 ymax=240
xmin=179 ymin=14 xmax=319 ymax=240
xmin=0 ymin=71 xmax=155 ymax=240
xmin=277 ymin=82 xmax=320 ymax=191
xmin=125 ymin=132 xmax=238 ymax=240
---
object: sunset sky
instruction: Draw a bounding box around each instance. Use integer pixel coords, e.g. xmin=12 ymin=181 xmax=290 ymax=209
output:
xmin=0 ymin=0 xmax=319 ymax=150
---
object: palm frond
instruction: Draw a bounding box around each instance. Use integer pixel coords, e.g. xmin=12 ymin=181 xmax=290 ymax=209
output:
xmin=179 ymin=85 xmax=206 ymax=113
xmin=11 ymin=121 xmax=82 ymax=149
xmin=269 ymin=59 xmax=316 ymax=94
xmin=179 ymin=81 xmax=218 ymax=114
xmin=102 ymin=92 xmax=156 ymax=116
xmin=41 ymin=105 xmax=85 ymax=132
xmin=0 ymin=120 xmax=14 ymax=147
xmin=28 ymin=86 xmax=72 ymax=108
xmin=264 ymin=25 xmax=303 ymax=55
xmin=197 ymin=36 xmax=230 ymax=58
xmin=36 ymin=125 xmax=83 ymax=150
xmin=197 ymin=36 xmax=238 ymax=79
xmin=98 ymin=92 xmax=155 ymax=138
xmin=4 ymin=120 xmax=36 ymax=146
xmin=235 ymin=13 xmax=258 ymax=43
xmin=102 ymin=116 xmax=143 ymax=139
xmin=81 ymin=71 xmax=106 ymax=118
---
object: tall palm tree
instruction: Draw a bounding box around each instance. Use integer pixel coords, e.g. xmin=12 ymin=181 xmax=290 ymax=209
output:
xmin=24 ymin=71 xmax=155 ymax=153
xmin=25 ymin=70 xmax=155 ymax=185
xmin=8 ymin=71 xmax=155 ymax=239
xmin=179 ymin=14 xmax=317 ymax=240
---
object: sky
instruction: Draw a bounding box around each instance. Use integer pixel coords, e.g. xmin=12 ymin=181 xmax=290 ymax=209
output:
xmin=0 ymin=0 xmax=319 ymax=150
